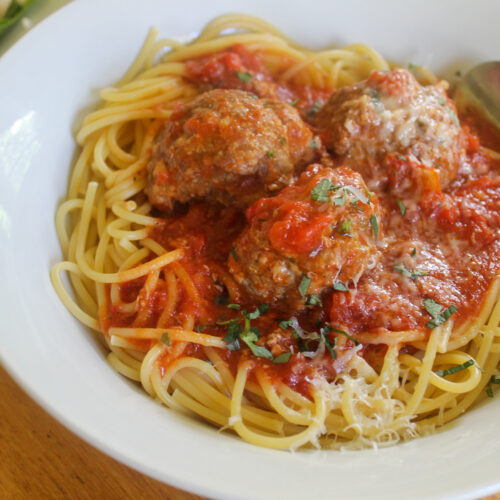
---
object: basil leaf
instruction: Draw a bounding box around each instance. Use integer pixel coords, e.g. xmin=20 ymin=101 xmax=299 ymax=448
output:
xmin=273 ymin=352 xmax=292 ymax=364
xmin=298 ymin=276 xmax=311 ymax=297
xmin=436 ymin=359 xmax=474 ymax=377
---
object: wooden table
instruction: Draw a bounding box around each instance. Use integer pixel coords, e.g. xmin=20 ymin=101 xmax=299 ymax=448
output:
xmin=0 ymin=365 xmax=206 ymax=499
xmin=1 ymin=365 xmax=499 ymax=500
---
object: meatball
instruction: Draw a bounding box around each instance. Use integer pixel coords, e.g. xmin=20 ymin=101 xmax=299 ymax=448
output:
xmin=228 ymin=164 xmax=382 ymax=305
xmin=315 ymin=69 xmax=466 ymax=191
xmin=146 ymin=89 xmax=316 ymax=210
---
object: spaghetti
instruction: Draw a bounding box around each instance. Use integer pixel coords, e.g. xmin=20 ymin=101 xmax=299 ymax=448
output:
xmin=51 ymin=14 xmax=500 ymax=450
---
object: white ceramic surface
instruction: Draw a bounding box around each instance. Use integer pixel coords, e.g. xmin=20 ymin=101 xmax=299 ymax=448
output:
xmin=1 ymin=1 xmax=499 ymax=499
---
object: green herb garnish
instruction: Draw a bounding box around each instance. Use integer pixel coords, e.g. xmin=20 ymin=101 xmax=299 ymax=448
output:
xmin=160 ymin=332 xmax=171 ymax=346
xmin=267 ymin=150 xmax=276 ymax=158
xmin=333 ymin=281 xmax=349 ymax=292
xmin=397 ymin=155 xmax=408 ymax=162
xmin=394 ymin=263 xmax=427 ymax=280
xmin=311 ymin=139 xmax=318 ymax=149
xmin=423 ymin=298 xmax=458 ymax=329
xmin=339 ymin=219 xmax=352 ymax=235
xmin=289 ymin=98 xmax=298 ymax=107
xmin=311 ymin=179 xmax=335 ymax=202
xmin=305 ymin=294 xmax=322 ymax=306
xmin=230 ymin=246 xmax=239 ymax=262
xmin=411 ymin=247 xmax=417 ymax=257
xmin=436 ymin=359 xmax=474 ymax=377
xmin=273 ymin=352 xmax=292 ymax=364
xmin=486 ymin=375 xmax=500 ymax=397
xmin=306 ymin=101 xmax=322 ymax=117
xmin=370 ymin=215 xmax=379 ymax=240
xmin=333 ymin=194 xmax=346 ymax=206
xmin=298 ymin=276 xmax=312 ymax=297
xmin=396 ymin=199 xmax=406 ymax=217
xmin=236 ymin=71 xmax=252 ymax=83
xmin=214 ymin=293 xmax=230 ymax=306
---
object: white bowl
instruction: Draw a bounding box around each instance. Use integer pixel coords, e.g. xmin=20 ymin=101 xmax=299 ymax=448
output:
xmin=1 ymin=1 xmax=499 ymax=499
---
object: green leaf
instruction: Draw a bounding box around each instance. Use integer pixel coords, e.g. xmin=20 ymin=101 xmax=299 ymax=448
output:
xmin=267 ymin=150 xmax=276 ymax=158
xmin=305 ymin=294 xmax=322 ymax=306
xmin=339 ymin=219 xmax=352 ymax=235
xmin=328 ymin=326 xmax=360 ymax=345
xmin=230 ymin=247 xmax=239 ymax=262
xmin=424 ymin=298 xmax=458 ymax=329
xmin=245 ymin=304 xmax=269 ymax=320
xmin=289 ymin=98 xmax=298 ymax=107
xmin=333 ymin=194 xmax=346 ymax=206
xmin=306 ymin=101 xmax=321 ymax=117
xmin=333 ymin=281 xmax=349 ymax=292
xmin=370 ymin=215 xmax=379 ymax=240
xmin=298 ymin=276 xmax=311 ymax=297
xmin=160 ymin=332 xmax=171 ymax=346
xmin=486 ymin=375 xmax=500 ymax=398
xmin=227 ymin=303 xmax=241 ymax=310
xmin=436 ymin=359 xmax=474 ymax=377
xmin=236 ymin=71 xmax=252 ymax=83
xmin=396 ymin=199 xmax=406 ymax=217
xmin=393 ymin=263 xmax=427 ymax=280
xmin=214 ymin=293 xmax=229 ymax=306
xmin=273 ymin=352 xmax=292 ymax=364
xmin=311 ymin=179 xmax=335 ymax=202
xmin=320 ymin=328 xmax=337 ymax=360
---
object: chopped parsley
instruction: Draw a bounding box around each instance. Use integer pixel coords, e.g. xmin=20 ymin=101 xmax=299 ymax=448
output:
xmin=486 ymin=376 xmax=500 ymax=397
xmin=230 ymin=246 xmax=239 ymax=262
xmin=289 ymin=98 xmax=298 ymax=107
xmin=311 ymin=139 xmax=318 ymax=149
xmin=333 ymin=281 xmax=349 ymax=292
xmin=267 ymin=150 xmax=276 ymax=158
xmin=306 ymin=101 xmax=322 ymax=117
xmin=393 ymin=263 xmax=427 ymax=280
xmin=333 ymin=194 xmax=346 ymax=206
xmin=160 ymin=332 xmax=171 ymax=346
xmin=236 ymin=71 xmax=252 ymax=83
xmin=329 ymin=326 xmax=360 ymax=345
xmin=397 ymin=155 xmax=408 ymax=162
xmin=367 ymin=88 xmax=381 ymax=100
xmin=455 ymin=69 xmax=462 ymax=77
xmin=311 ymin=179 xmax=336 ymax=202
xmin=298 ymin=276 xmax=312 ymax=297
xmin=370 ymin=215 xmax=379 ymax=240
xmin=423 ymin=298 xmax=458 ymax=329
xmin=339 ymin=219 xmax=352 ymax=235
xmin=246 ymin=304 xmax=269 ymax=320
xmin=241 ymin=329 xmax=273 ymax=359
xmin=436 ymin=359 xmax=474 ymax=377
xmin=396 ymin=199 xmax=406 ymax=217
xmin=273 ymin=352 xmax=292 ymax=364
xmin=214 ymin=293 xmax=230 ymax=306
xmin=411 ymin=247 xmax=417 ymax=257
xmin=320 ymin=326 xmax=337 ymax=360
xmin=223 ymin=320 xmax=242 ymax=350
xmin=305 ymin=294 xmax=322 ymax=306
xmin=279 ymin=318 xmax=295 ymax=331
xmin=227 ymin=303 xmax=241 ymax=310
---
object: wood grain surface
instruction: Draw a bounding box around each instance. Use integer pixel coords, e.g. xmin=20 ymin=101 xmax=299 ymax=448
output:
xmin=0 ymin=365 xmax=206 ymax=500
xmin=1 ymin=364 xmax=499 ymax=500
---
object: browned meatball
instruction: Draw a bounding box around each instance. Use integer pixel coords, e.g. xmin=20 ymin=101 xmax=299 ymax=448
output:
xmin=146 ymin=89 xmax=316 ymax=210
xmin=228 ymin=164 xmax=382 ymax=305
xmin=315 ymin=69 xmax=466 ymax=191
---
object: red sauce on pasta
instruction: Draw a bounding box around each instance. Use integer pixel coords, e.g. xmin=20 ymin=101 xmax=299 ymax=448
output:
xmin=100 ymin=46 xmax=500 ymax=398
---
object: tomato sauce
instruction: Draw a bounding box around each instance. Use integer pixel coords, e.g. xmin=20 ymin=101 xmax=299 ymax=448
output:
xmin=101 ymin=46 xmax=500 ymax=398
